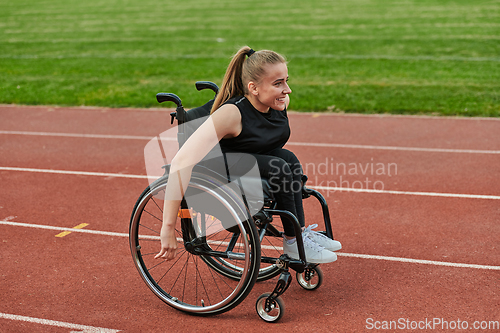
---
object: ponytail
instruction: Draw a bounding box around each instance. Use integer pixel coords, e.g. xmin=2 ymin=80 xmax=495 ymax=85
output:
xmin=210 ymin=46 xmax=286 ymax=114
xmin=211 ymin=46 xmax=252 ymax=113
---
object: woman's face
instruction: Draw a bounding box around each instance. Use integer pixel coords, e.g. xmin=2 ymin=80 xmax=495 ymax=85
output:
xmin=250 ymin=62 xmax=291 ymax=112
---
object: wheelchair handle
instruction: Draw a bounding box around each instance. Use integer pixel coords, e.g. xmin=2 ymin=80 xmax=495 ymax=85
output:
xmin=156 ymin=93 xmax=183 ymax=108
xmin=195 ymin=81 xmax=219 ymax=95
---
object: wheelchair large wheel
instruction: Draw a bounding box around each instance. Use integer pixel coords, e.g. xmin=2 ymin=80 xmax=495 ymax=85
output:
xmin=129 ymin=173 xmax=261 ymax=316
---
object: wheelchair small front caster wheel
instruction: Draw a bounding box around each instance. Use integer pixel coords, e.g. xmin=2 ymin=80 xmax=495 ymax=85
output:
xmin=296 ymin=266 xmax=323 ymax=290
xmin=255 ymin=293 xmax=285 ymax=322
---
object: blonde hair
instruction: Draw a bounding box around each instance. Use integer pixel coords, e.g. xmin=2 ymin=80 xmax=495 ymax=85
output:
xmin=211 ymin=46 xmax=287 ymax=114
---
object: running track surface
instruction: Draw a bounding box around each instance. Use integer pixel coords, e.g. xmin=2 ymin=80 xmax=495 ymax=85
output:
xmin=1 ymin=105 xmax=499 ymax=332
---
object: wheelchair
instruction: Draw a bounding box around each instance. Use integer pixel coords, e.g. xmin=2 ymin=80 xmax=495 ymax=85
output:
xmin=129 ymin=82 xmax=337 ymax=322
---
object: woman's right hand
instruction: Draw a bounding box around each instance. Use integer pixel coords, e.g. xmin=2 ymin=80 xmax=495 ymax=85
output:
xmin=154 ymin=224 xmax=178 ymax=260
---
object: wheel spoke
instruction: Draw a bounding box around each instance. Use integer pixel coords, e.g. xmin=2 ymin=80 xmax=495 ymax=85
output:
xmin=130 ymin=176 xmax=260 ymax=315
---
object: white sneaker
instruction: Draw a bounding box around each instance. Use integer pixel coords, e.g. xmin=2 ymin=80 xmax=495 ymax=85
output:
xmin=303 ymin=224 xmax=342 ymax=252
xmin=283 ymin=236 xmax=337 ymax=264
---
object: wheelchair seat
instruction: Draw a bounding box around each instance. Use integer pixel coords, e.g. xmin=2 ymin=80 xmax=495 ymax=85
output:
xmin=187 ymin=164 xmax=275 ymax=212
xmin=232 ymin=175 xmax=274 ymax=208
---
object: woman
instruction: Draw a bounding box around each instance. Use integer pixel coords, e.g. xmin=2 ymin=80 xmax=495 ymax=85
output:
xmin=155 ymin=46 xmax=341 ymax=263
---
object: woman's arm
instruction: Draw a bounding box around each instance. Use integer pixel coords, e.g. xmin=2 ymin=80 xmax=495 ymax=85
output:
xmin=155 ymin=104 xmax=242 ymax=260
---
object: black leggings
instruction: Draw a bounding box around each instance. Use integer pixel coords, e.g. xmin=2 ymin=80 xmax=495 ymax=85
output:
xmin=251 ymin=148 xmax=305 ymax=236
xmin=219 ymin=148 xmax=304 ymax=237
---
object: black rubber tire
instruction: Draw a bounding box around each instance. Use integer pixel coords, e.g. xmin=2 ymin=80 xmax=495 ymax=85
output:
xmin=296 ymin=266 xmax=323 ymax=290
xmin=255 ymin=292 xmax=285 ymax=323
xmin=129 ymin=173 xmax=261 ymax=316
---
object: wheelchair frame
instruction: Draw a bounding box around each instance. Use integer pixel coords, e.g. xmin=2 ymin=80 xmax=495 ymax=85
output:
xmin=129 ymin=82 xmax=336 ymax=322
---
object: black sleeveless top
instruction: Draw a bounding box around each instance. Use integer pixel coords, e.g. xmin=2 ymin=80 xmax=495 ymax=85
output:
xmin=220 ymin=96 xmax=290 ymax=154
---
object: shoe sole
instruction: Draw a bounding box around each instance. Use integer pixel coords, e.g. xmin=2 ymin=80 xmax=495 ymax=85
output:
xmin=284 ymin=252 xmax=338 ymax=264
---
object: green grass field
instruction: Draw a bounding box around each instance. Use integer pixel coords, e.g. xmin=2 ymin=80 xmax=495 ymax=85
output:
xmin=1 ymin=0 xmax=499 ymax=116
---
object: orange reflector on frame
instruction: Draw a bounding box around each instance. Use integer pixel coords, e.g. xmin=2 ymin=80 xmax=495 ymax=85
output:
xmin=178 ymin=209 xmax=192 ymax=218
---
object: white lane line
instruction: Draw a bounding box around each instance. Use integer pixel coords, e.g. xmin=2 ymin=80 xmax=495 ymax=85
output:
xmin=0 ymin=220 xmax=129 ymax=237
xmin=1 ymin=130 xmax=499 ymax=154
xmin=0 ymin=166 xmax=148 ymax=179
xmin=287 ymin=141 xmax=500 ymax=154
xmin=1 ymin=166 xmax=500 ymax=200
xmin=309 ymin=185 xmax=500 ymax=200
xmin=0 ymin=130 xmax=174 ymax=141
xmin=0 ymin=312 xmax=120 ymax=332
xmin=1 ymin=220 xmax=499 ymax=271
xmin=335 ymin=253 xmax=500 ymax=270
xmin=0 ymin=220 xmax=283 ymax=248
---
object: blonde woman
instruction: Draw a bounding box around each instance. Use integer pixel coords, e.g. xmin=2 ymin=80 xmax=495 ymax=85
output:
xmin=155 ymin=46 xmax=341 ymax=263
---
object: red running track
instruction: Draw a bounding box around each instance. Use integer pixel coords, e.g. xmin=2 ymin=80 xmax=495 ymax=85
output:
xmin=0 ymin=105 xmax=499 ymax=332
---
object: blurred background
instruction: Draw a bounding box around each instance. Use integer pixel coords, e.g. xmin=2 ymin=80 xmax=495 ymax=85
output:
xmin=1 ymin=0 xmax=499 ymax=116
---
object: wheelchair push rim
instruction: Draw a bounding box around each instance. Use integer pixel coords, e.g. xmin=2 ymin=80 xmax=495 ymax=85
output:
xmin=129 ymin=174 xmax=261 ymax=316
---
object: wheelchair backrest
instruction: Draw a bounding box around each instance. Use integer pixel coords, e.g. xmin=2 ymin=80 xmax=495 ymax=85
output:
xmin=170 ymin=82 xmax=218 ymax=148
xmin=179 ymin=99 xmax=214 ymax=147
